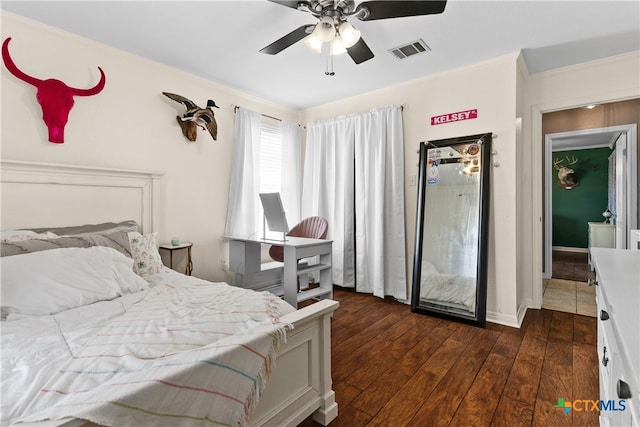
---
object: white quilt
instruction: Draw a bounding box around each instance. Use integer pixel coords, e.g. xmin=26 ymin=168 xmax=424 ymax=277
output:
xmin=2 ymin=269 xmax=295 ymax=427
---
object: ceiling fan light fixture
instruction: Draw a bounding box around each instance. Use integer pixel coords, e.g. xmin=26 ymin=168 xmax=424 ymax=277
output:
xmin=338 ymin=21 xmax=361 ymax=48
xmin=304 ymin=34 xmax=323 ymax=53
xmin=330 ymin=36 xmax=347 ymax=55
xmin=314 ymin=16 xmax=336 ymax=42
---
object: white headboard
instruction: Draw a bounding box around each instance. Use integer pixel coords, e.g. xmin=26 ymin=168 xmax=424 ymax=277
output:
xmin=1 ymin=160 xmax=163 ymax=233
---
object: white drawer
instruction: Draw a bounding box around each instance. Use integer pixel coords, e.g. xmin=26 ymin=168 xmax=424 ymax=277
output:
xmin=631 ymin=229 xmax=640 ymax=251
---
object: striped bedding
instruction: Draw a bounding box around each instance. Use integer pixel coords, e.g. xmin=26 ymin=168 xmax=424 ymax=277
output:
xmin=3 ymin=269 xmax=295 ymax=427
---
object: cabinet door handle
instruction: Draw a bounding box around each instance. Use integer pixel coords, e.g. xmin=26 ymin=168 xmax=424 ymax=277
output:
xmin=588 ymin=278 xmax=598 ymax=286
xmin=600 ymin=310 xmax=610 ymax=321
xmin=617 ymin=380 xmax=632 ymax=399
xmin=602 ymin=346 xmax=609 ymax=367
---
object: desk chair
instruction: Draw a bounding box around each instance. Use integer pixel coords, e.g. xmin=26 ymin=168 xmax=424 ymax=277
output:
xmin=269 ymin=216 xmax=328 ymax=290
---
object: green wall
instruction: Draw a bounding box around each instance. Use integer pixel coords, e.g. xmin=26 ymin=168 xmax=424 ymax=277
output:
xmin=552 ymin=147 xmax=611 ymax=248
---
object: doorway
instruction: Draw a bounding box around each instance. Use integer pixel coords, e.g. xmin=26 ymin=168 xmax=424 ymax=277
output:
xmin=542 ymin=124 xmax=637 ymax=316
xmin=532 ymin=97 xmax=640 ymax=314
xmin=543 ymin=124 xmax=638 ymax=279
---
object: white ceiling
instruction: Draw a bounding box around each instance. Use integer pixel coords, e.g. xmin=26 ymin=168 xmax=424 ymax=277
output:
xmin=2 ymin=1 xmax=639 ymax=110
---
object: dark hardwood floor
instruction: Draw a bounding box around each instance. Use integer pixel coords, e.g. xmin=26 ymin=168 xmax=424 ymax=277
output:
xmin=300 ymin=287 xmax=599 ymax=427
xmin=552 ymin=250 xmax=595 ymax=282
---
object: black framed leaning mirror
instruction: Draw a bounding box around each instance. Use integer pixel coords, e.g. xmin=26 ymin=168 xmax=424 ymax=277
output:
xmin=411 ymin=133 xmax=492 ymax=327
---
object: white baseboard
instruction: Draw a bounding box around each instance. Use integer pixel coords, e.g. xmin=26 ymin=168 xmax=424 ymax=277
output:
xmin=552 ymin=246 xmax=588 ymax=253
xmin=518 ymin=299 xmax=532 ymax=324
xmin=486 ymin=310 xmax=520 ymax=328
xmin=486 ymin=299 xmax=534 ymax=329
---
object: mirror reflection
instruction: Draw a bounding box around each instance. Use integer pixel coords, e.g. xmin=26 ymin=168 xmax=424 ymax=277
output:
xmin=411 ymin=133 xmax=491 ymax=327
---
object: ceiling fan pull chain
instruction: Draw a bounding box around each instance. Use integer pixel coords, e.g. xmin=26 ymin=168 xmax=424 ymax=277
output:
xmin=325 ymin=49 xmax=335 ymax=76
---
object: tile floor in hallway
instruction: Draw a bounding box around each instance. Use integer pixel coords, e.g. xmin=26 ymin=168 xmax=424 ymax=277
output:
xmin=542 ymin=250 xmax=597 ymax=317
xmin=542 ymin=278 xmax=597 ymax=317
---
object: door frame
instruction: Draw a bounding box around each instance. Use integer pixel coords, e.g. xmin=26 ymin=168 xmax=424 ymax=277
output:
xmin=543 ymin=124 xmax=637 ymax=279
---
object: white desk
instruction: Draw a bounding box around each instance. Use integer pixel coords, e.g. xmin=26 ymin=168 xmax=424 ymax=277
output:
xmin=226 ymin=235 xmax=333 ymax=308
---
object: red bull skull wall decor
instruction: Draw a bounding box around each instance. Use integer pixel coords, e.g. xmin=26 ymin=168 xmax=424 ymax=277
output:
xmin=2 ymin=37 xmax=106 ymax=143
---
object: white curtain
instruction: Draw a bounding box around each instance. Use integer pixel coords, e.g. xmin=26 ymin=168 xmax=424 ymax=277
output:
xmin=302 ymin=117 xmax=356 ymax=287
xmin=224 ymin=107 xmax=261 ymax=237
xmin=281 ymin=121 xmax=302 ymax=226
xmin=302 ymin=105 xmax=406 ymax=298
xmin=354 ymin=106 xmax=406 ymax=299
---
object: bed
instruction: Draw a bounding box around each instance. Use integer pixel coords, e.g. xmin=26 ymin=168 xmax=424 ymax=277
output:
xmin=1 ymin=160 xmax=339 ymax=427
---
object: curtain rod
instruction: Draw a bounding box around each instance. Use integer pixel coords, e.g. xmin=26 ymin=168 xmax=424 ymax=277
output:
xmin=233 ymin=104 xmax=405 ymax=127
xmin=233 ymin=105 xmax=281 ymax=122
xmin=233 ymin=105 xmax=304 ymax=127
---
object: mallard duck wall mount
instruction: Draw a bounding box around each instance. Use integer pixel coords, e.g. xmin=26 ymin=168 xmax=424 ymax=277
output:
xmin=162 ymin=92 xmax=219 ymax=142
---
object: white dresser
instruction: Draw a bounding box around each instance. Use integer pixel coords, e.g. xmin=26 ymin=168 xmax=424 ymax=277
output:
xmin=591 ymin=248 xmax=640 ymax=426
xmin=631 ymin=230 xmax=640 ymax=251
xmin=588 ymin=222 xmax=616 ymax=268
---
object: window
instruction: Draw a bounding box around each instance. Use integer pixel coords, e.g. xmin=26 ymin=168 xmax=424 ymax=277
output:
xmin=224 ymin=108 xmax=300 ymax=238
xmin=259 ymin=120 xmax=282 ymax=195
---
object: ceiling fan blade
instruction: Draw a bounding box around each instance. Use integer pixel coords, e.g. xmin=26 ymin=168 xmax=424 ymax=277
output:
xmin=356 ymin=1 xmax=447 ymax=21
xmin=347 ymin=37 xmax=375 ymax=64
xmin=259 ymin=25 xmax=312 ymax=55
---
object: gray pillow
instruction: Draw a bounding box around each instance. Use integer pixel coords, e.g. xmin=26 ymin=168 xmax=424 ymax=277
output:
xmin=29 ymin=220 xmax=139 ymax=236
xmin=0 ymin=231 xmax=132 ymax=258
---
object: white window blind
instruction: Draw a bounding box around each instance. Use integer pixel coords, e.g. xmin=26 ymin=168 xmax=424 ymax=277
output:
xmin=259 ymin=121 xmax=282 ymax=194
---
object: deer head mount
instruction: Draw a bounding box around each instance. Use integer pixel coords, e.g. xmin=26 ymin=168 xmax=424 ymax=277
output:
xmin=553 ymin=156 xmax=579 ymax=190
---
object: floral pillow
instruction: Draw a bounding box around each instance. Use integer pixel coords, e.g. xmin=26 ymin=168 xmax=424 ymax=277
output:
xmin=127 ymin=231 xmax=164 ymax=278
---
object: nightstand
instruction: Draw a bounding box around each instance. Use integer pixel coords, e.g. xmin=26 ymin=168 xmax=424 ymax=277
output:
xmin=159 ymin=242 xmax=193 ymax=275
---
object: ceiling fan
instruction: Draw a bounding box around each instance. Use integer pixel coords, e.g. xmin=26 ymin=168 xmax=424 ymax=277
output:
xmin=260 ymin=0 xmax=447 ymax=65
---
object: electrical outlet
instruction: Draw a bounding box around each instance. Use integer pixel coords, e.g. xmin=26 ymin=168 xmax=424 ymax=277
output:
xmin=221 ymin=260 xmax=228 ymax=272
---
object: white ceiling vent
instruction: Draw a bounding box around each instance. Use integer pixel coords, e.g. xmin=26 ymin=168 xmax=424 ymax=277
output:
xmin=388 ymin=39 xmax=431 ymax=60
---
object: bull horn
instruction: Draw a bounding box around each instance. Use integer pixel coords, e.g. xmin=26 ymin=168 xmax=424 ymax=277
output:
xmin=3 ymin=37 xmax=105 ymax=96
xmin=2 ymin=37 xmax=43 ymax=87
xmin=69 ymin=67 xmax=106 ymax=96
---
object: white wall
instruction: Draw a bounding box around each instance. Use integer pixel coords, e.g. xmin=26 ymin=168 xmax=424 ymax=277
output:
xmin=515 ymin=54 xmax=529 ymax=323
xmin=1 ymin=12 xmax=300 ymax=282
xmin=521 ymin=51 xmax=640 ymax=310
xmin=301 ymin=52 xmax=522 ymax=326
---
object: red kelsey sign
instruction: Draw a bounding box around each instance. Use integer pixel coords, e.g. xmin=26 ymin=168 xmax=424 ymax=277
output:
xmin=431 ymin=109 xmax=478 ymax=126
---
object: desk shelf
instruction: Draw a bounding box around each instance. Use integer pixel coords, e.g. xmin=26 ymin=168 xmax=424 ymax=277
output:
xmin=298 ymin=286 xmax=332 ymax=303
xmin=227 ymin=235 xmax=333 ymax=308
xmin=297 ymin=263 xmax=331 ymax=276
xmin=258 ymin=283 xmax=332 ymax=304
